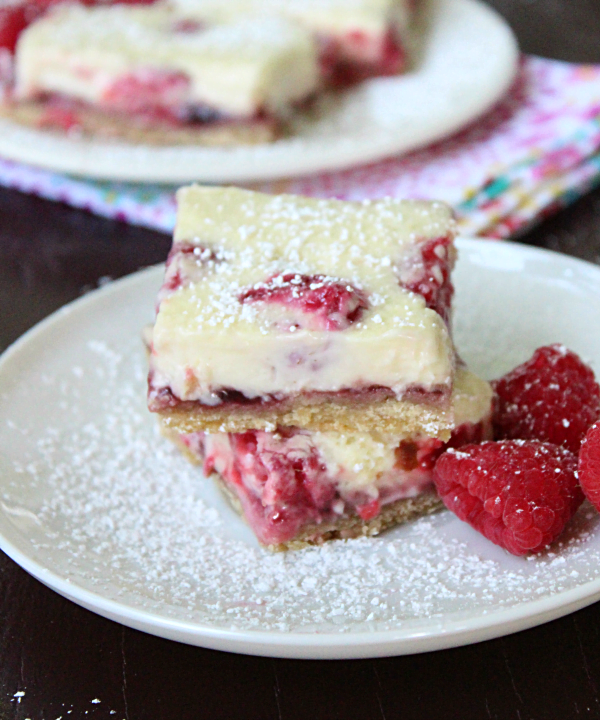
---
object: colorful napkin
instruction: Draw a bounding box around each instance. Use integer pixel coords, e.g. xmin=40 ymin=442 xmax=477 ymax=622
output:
xmin=2 ymin=56 xmax=600 ymax=239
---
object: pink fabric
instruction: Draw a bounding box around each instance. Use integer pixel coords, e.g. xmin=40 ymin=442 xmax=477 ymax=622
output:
xmin=1 ymin=56 xmax=600 ymax=238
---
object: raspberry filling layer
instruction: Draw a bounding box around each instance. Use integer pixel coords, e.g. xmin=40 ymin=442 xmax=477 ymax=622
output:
xmin=148 ymin=379 xmax=449 ymax=413
xmin=148 ymin=234 xmax=454 ymax=412
xmin=181 ymin=418 xmax=489 ymax=546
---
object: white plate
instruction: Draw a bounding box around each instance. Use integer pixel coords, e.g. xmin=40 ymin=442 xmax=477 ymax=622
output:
xmin=0 ymin=0 xmax=518 ymax=183
xmin=1 ymin=239 xmax=600 ymax=660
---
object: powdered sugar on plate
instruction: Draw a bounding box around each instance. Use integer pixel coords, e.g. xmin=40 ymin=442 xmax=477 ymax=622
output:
xmin=8 ymin=341 xmax=600 ymax=634
xmin=2 ymin=243 xmax=600 ymax=653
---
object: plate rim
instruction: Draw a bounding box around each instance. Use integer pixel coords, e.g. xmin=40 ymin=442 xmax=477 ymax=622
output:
xmin=0 ymin=0 xmax=519 ymax=184
xmin=2 ymin=238 xmax=600 ymax=659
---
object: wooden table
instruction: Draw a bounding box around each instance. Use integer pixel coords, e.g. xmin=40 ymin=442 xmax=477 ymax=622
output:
xmin=2 ymin=2 xmax=600 ymax=717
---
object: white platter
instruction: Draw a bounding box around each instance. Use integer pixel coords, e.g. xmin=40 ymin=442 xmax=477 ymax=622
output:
xmin=0 ymin=0 xmax=518 ymax=183
xmin=1 ymin=239 xmax=600 ymax=659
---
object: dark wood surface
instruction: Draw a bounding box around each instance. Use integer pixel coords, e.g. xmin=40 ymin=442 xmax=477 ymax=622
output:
xmin=3 ymin=2 xmax=600 ymax=718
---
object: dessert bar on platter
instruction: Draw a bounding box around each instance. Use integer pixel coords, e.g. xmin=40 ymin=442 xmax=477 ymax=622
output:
xmin=7 ymin=4 xmax=318 ymax=144
xmin=148 ymin=186 xmax=458 ymax=437
xmin=146 ymin=186 xmax=494 ymax=549
xmin=1 ymin=0 xmax=415 ymax=144
xmin=169 ymin=0 xmax=413 ymax=85
xmin=166 ymin=367 xmax=493 ymax=549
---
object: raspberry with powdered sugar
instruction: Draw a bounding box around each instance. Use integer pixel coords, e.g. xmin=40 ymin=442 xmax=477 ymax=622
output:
xmin=492 ymin=344 xmax=600 ymax=453
xmin=578 ymin=422 xmax=600 ymax=512
xmin=434 ymin=440 xmax=583 ymax=556
xmin=433 ymin=344 xmax=600 ymax=555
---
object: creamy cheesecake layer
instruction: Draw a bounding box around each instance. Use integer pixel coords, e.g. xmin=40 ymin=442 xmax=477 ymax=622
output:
xmin=15 ymin=4 xmax=319 ymax=117
xmin=170 ymin=0 xmax=411 ymax=43
xmin=149 ymin=186 xmax=456 ymax=416
xmin=172 ymin=368 xmax=493 ymax=547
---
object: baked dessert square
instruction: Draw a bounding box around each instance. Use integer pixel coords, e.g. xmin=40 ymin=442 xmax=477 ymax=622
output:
xmin=10 ymin=3 xmax=319 ymax=143
xmin=170 ymin=0 xmax=413 ymax=85
xmin=147 ymin=186 xmax=457 ymax=436
xmin=167 ymin=367 xmax=493 ymax=549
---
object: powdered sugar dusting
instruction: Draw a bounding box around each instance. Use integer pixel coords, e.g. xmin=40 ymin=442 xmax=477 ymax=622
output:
xmin=2 ymin=326 xmax=600 ymax=635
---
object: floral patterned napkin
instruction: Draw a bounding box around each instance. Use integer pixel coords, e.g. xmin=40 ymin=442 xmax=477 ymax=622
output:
xmin=1 ymin=56 xmax=600 ymax=239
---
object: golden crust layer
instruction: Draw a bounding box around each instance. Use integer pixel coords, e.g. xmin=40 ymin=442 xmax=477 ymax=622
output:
xmin=158 ymin=395 xmax=453 ymax=439
xmin=0 ymin=100 xmax=279 ymax=146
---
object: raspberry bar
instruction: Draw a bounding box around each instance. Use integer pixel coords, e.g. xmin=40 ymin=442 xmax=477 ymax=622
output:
xmin=10 ymin=4 xmax=318 ymax=142
xmin=171 ymin=0 xmax=412 ymax=85
xmin=148 ymin=186 xmax=457 ymax=436
xmin=167 ymin=368 xmax=493 ymax=549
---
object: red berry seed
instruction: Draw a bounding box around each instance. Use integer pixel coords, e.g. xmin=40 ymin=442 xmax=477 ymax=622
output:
xmin=578 ymin=422 xmax=600 ymax=512
xmin=433 ymin=440 xmax=583 ymax=556
xmin=492 ymin=344 xmax=600 ymax=453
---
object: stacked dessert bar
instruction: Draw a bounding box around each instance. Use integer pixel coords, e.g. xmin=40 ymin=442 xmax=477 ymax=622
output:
xmin=10 ymin=4 xmax=319 ymax=144
xmin=147 ymin=186 xmax=493 ymax=549
xmin=4 ymin=0 xmax=414 ymax=143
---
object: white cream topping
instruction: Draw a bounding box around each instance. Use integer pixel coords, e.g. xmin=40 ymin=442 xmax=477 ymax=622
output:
xmin=150 ymin=186 xmax=456 ymax=405
xmin=169 ymin=0 xmax=411 ymax=39
xmin=15 ymin=4 xmax=319 ymax=116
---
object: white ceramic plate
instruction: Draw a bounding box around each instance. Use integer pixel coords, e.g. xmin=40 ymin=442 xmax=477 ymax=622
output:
xmin=0 ymin=0 xmax=518 ymax=183
xmin=1 ymin=238 xmax=600 ymax=660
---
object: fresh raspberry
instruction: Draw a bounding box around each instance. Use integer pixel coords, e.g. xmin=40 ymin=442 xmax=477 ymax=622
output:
xmin=239 ymin=273 xmax=368 ymax=331
xmin=578 ymin=422 xmax=600 ymax=511
xmin=492 ymin=344 xmax=600 ymax=453
xmin=433 ymin=440 xmax=583 ymax=555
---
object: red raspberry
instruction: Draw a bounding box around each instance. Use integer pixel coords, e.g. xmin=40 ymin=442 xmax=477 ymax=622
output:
xmin=239 ymin=273 xmax=368 ymax=331
xmin=433 ymin=440 xmax=583 ymax=555
xmin=578 ymin=422 xmax=600 ymax=511
xmin=492 ymin=344 xmax=600 ymax=453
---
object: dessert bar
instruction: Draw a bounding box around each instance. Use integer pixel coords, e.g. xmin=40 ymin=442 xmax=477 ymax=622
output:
xmin=170 ymin=0 xmax=412 ymax=85
xmin=11 ymin=4 xmax=319 ymax=141
xmin=167 ymin=368 xmax=493 ymax=549
xmin=148 ymin=186 xmax=457 ymax=436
